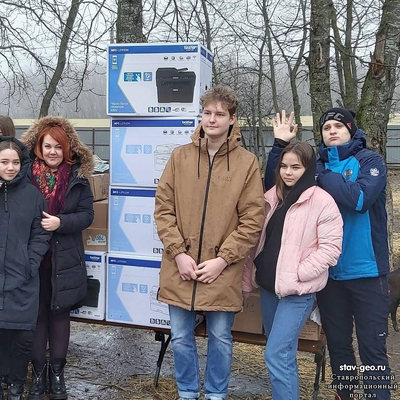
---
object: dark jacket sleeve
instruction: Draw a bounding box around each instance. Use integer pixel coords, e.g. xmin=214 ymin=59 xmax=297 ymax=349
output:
xmin=28 ymin=196 xmax=52 ymax=277
xmin=265 ymin=143 xmax=285 ymax=191
xmin=56 ymin=183 xmax=94 ymax=234
xmin=317 ymin=151 xmax=386 ymax=213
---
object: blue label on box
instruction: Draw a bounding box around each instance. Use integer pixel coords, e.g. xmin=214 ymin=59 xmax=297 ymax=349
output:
xmin=108 ymin=257 xmax=161 ymax=269
xmin=108 ymin=54 xmax=135 ymax=114
xmin=112 ymin=119 xmax=195 ymax=128
xmin=85 ymin=254 xmax=102 ymax=262
xmin=109 ymin=44 xmax=199 ymax=54
xmin=110 ymin=188 xmax=156 ymax=198
xmin=124 ymin=72 xmax=142 ymax=82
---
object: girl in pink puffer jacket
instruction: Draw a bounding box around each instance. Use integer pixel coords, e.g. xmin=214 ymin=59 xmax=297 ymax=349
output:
xmin=242 ymin=141 xmax=343 ymax=400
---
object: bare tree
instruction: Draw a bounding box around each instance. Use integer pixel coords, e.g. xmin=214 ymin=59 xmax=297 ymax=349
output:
xmin=307 ymin=0 xmax=333 ymax=144
xmin=39 ymin=0 xmax=81 ymax=117
xmin=270 ymin=0 xmax=309 ymax=139
xmin=330 ymin=0 xmax=358 ymax=109
xmin=358 ymin=0 xmax=400 ymax=158
xmin=0 ymin=0 xmax=114 ymax=117
xmin=117 ymin=0 xmax=147 ymax=43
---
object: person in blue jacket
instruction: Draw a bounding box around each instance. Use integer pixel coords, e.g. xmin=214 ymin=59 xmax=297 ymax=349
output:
xmin=266 ymin=109 xmax=391 ymax=400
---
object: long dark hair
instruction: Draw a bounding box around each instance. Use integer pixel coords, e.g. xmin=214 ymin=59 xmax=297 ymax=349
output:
xmin=0 ymin=116 xmax=16 ymax=137
xmin=275 ymin=142 xmax=315 ymax=203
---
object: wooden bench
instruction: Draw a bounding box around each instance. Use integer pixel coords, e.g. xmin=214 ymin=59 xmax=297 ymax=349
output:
xmin=71 ymin=317 xmax=326 ymax=399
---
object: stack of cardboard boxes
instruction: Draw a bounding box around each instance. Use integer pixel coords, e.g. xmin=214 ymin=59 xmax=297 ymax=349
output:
xmin=73 ymin=41 xmax=321 ymax=341
xmin=71 ymin=174 xmax=109 ymax=321
xmin=77 ymin=43 xmax=213 ymax=330
xmin=82 ymin=173 xmax=110 ymax=253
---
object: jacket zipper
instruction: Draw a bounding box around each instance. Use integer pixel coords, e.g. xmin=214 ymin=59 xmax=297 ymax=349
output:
xmin=3 ymin=183 xmax=8 ymax=212
xmin=273 ymin=191 xmax=314 ymax=297
xmin=274 ymin=201 xmax=300 ymax=299
xmin=190 ymin=144 xmax=222 ymax=311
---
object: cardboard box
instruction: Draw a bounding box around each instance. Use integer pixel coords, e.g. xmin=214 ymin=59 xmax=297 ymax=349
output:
xmin=82 ymin=228 xmax=108 ymax=252
xmin=91 ymin=200 xmax=109 ymax=229
xmin=107 ymin=43 xmax=213 ymax=116
xmin=106 ymin=254 xmax=170 ymax=329
xmin=71 ymin=251 xmax=106 ymax=321
xmin=109 ymin=187 xmax=163 ymax=257
xmin=89 ymin=173 xmax=110 ymax=201
xmin=232 ymin=291 xmax=264 ymax=334
xmin=298 ymin=319 xmax=321 ymax=341
xmin=110 ymin=118 xmax=197 ymax=187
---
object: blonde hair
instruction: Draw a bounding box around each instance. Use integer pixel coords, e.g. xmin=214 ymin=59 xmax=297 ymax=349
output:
xmin=200 ymin=85 xmax=238 ymax=116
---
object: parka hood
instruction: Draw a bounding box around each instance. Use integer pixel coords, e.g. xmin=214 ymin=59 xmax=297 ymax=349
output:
xmin=0 ymin=136 xmax=30 ymax=188
xmin=191 ymin=120 xmax=241 ymax=154
xmin=20 ymin=116 xmax=94 ymax=179
xmin=191 ymin=120 xmax=242 ymax=177
xmin=318 ymin=128 xmax=366 ymax=163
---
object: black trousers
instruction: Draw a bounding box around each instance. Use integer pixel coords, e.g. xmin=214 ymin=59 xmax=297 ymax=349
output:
xmin=0 ymin=329 xmax=33 ymax=386
xmin=317 ymin=276 xmax=391 ymax=400
xmin=31 ymin=266 xmax=71 ymax=366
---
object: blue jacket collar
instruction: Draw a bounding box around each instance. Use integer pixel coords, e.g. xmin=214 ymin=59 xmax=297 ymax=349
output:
xmin=318 ymin=128 xmax=366 ymax=162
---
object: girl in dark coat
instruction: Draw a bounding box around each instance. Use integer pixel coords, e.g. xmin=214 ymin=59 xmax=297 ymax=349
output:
xmin=0 ymin=116 xmax=16 ymax=394
xmin=21 ymin=117 xmax=94 ymax=400
xmin=0 ymin=138 xmax=50 ymax=400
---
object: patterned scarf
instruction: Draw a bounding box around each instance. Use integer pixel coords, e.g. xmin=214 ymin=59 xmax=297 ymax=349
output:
xmin=32 ymin=158 xmax=71 ymax=215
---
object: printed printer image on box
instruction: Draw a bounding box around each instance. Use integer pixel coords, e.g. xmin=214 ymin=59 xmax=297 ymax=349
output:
xmin=156 ymin=67 xmax=196 ymax=103
xmin=110 ymin=118 xmax=197 ymax=187
xmin=109 ymin=188 xmax=163 ymax=257
xmin=106 ymin=255 xmax=170 ymax=329
xmin=71 ymin=251 xmax=106 ymax=321
xmin=107 ymin=43 xmax=212 ymax=116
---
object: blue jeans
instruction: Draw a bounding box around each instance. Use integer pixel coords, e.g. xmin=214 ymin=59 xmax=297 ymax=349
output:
xmin=169 ymin=305 xmax=235 ymax=400
xmin=260 ymin=287 xmax=315 ymax=400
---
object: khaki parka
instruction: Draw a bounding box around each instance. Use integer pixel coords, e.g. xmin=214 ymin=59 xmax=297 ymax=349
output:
xmin=154 ymin=122 xmax=265 ymax=312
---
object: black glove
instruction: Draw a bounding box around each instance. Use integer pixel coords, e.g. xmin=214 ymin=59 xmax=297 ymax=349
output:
xmin=274 ymin=138 xmax=290 ymax=148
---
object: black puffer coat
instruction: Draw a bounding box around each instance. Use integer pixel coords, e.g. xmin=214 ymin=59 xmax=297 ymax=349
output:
xmin=0 ymin=137 xmax=51 ymax=330
xmin=21 ymin=117 xmax=94 ymax=310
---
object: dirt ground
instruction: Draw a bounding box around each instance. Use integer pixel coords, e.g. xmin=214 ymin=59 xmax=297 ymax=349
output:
xmin=23 ymin=170 xmax=400 ymax=400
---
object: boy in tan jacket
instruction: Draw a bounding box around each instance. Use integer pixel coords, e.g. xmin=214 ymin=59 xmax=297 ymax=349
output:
xmin=154 ymin=85 xmax=264 ymax=400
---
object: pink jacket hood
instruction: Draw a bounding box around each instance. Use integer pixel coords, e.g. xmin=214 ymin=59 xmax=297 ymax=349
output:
xmin=242 ymin=185 xmax=343 ymax=297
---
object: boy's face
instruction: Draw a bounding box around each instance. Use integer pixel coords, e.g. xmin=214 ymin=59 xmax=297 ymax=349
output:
xmin=201 ymin=101 xmax=235 ymax=141
xmin=322 ymin=120 xmax=351 ymax=146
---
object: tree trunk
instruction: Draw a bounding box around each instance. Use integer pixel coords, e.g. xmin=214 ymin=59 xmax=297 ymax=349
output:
xmin=264 ymin=13 xmax=279 ymax=114
xmin=258 ymin=0 xmax=270 ymax=171
xmin=271 ymin=0 xmax=307 ymax=141
xmin=200 ymin=0 xmax=218 ymax=84
xmin=357 ymin=0 xmax=400 ymax=271
xmin=357 ymin=0 xmax=400 ymax=159
xmin=342 ymin=0 xmax=357 ymax=110
xmin=331 ymin=7 xmax=346 ymax=106
xmin=307 ymin=0 xmax=333 ymax=146
xmin=289 ymin=0 xmax=307 ymax=140
xmin=39 ymin=0 xmax=81 ymax=118
xmin=116 ymin=0 xmax=146 ymax=43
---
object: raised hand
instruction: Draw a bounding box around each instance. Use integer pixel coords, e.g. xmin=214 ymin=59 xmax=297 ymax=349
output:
xmin=272 ymin=110 xmax=298 ymax=142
